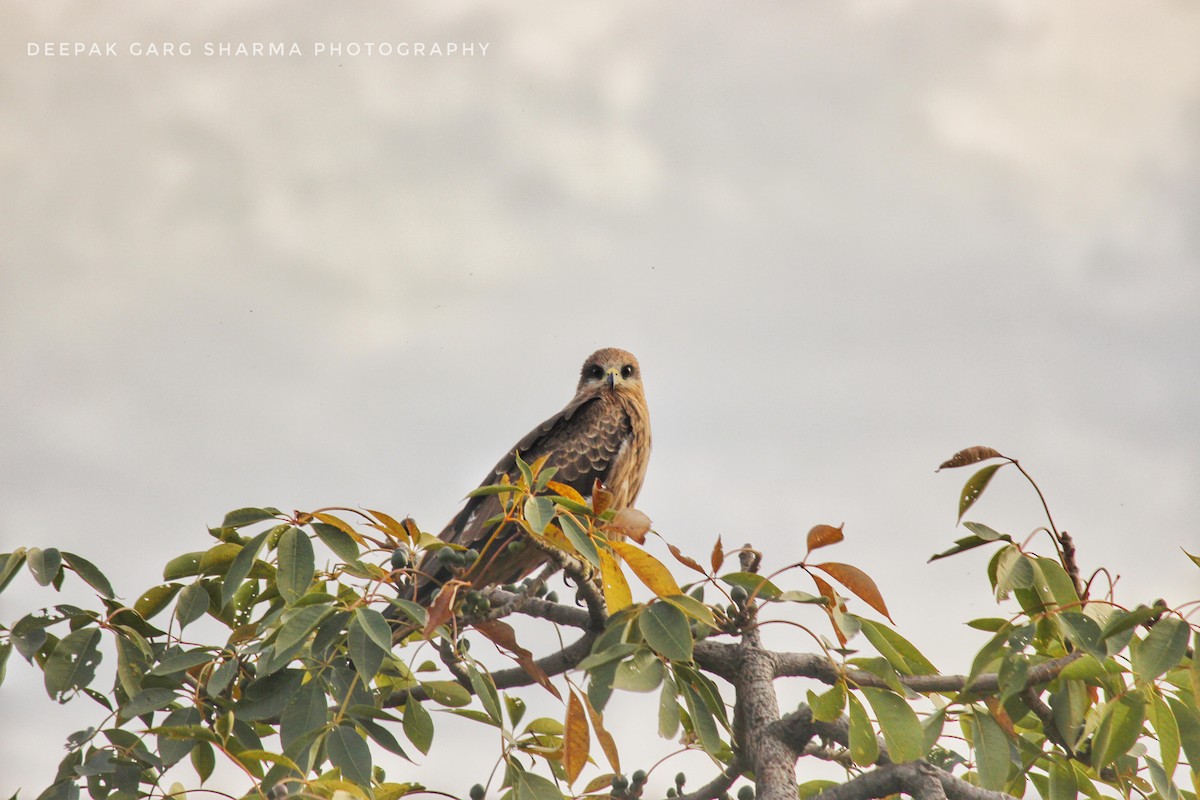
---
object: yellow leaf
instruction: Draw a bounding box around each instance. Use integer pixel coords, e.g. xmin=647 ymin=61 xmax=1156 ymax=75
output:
xmin=564 ymin=690 xmax=591 ymax=784
xmin=312 ymin=512 xmax=365 ymax=545
xmin=529 ymin=453 xmax=552 ymax=477
xmin=546 ymin=481 xmax=586 ymax=506
xmin=599 ymin=548 xmax=632 ymax=612
xmin=367 ymin=508 xmax=410 ymax=543
xmin=609 ymin=540 xmax=681 ymax=598
xmin=813 ymin=562 xmax=893 ymax=622
xmin=665 ymin=541 xmax=706 ymax=576
xmin=582 ymin=691 xmax=621 ymax=774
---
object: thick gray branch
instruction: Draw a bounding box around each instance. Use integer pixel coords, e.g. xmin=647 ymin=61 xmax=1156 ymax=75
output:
xmin=812 ymin=761 xmax=1014 ymax=800
xmin=773 ymin=652 xmax=1081 ymax=694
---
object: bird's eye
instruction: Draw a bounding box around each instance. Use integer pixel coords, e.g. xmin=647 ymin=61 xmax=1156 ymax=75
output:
xmin=620 ymin=365 xmax=635 ymax=379
xmin=586 ymin=364 xmax=604 ymax=380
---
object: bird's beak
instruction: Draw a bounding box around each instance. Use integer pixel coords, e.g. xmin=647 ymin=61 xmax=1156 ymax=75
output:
xmin=605 ymin=368 xmax=619 ymax=389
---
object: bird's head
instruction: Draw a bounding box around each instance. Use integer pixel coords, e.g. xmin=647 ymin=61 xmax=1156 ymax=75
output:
xmin=577 ymin=348 xmax=644 ymax=397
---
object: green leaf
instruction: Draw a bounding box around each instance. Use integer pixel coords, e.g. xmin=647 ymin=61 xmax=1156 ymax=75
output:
xmin=276 ymin=527 xmax=315 ymax=605
xmin=958 ymin=463 xmax=1003 ymax=522
xmin=348 ymin=612 xmax=386 ymax=684
xmin=524 ymin=496 xmax=554 ymax=535
xmin=222 ymin=507 xmax=280 ymax=528
xmin=135 ymin=583 xmax=182 ymax=619
xmin=970 ymin=711 xmax=1012 ymax=791
xmin=658 ymin=673 xmax=681 ymax=738
xmin=719 ymin=572 xmax=782 ymax=600
xmin=192 ymin=739 xmax=215 ymax=783
xmin=513 ymin=765 xmax=564 ymax=800
xmin=220 ymin=530 xmax=270 ymax=609
xmin=312 ymin=522 xmax=362 ymax=564
xmin=422 ymin=680 xmax=473 ymax=707
xmin=468 ymin=666 xmax=503 ymax=725
xmin=677 ymin=674 xmax=722 ymax=755
xmin=274 ymin=604 xmax=333 ymax=654
xmin=1047 ymin=756 xmax=1077 ymax=800
xmin=862 ymin=688 xmax=925 ymax=763
xmin=0 ymin=550 xmax=28 ymax=593
xmin=808 ymin=680 xmax=847 ymax=722
xmin=961 ymin=521 xmax=1008 ymax=542
xmin=119 ymin=687 xmax=178 ymax=721
xmin=847 ymin=692 xmax=879 ymax=766
xmin=662 ymin=594 xmax=717 ymax=629
xmin=174 ymin=583 xmax=210 ymax=629
xmin=858 ymin=619 xmax=938 ymax=676
xmin=150 ymin=648 xmax=215 ymax=676
xmin=43 ymin=627 xmax=102 ymax=701
xmin=1151 ymin=693 xmax=1180 ymax=776
xmin=403 ymin=698 xmax=434 ymax=754
xmin=238 ymin=669 xmax=304 ymax=721
xmin=359 ymin=716 xmax=410 ymax=760
xmin=1031 ymin=557 xmax=1079 ymax=609
xmin=61 ymin=552 xmax=115 ymax=598
xmin=1091 ymin=690 xmax=1147 ymax=769
xmin=613 ymin=651 xmax=666 ymax=692
xmin=557 ymin=511 xmax=600 ymax=567
xmin=1131 ymin=617 xmax=1190 ymax=684
xmin=27 ymin=547 xmax=63 ymax=586
xmin=163 ymin=551 xmax=204 ymax=580
xmin=577 ymin=643 xmax=639 ymax=672
xmin=207 ymin=658 xmax=237 ymax=696
xmin=466 ymin=483 xmax=522 ymax=498
xmin=326 ymin=724 xmax=373 ymax=787
xmin=640 ymin=602 xmax=693 ymax=662
xmin=928 ymin=535 xmax=996 ymax=562
xmin=1165 ymin=696 xmax=1200 ymax=778
xmin=1057 ymin=612 xmax=1104 ymax=658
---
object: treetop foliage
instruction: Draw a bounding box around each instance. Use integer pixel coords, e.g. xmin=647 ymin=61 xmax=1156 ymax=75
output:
xmin=2 ymin=447 xmax=1198 ymax=800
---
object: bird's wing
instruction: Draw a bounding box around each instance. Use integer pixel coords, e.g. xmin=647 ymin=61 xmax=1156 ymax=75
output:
xmin=437 ymin=392 xmax=632 ymax=550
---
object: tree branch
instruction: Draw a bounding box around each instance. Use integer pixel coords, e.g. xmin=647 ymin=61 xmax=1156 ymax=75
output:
xmin=382 ymin=631 xmax=596 ymax=708
xmin=673 ymin=761 xmax=744 ymax=800
xmin=731 ymin=546 xmax=796 ymax=800
xmin=812 ymin=761 xmax=1014 ymax=800
xmin=774 ymin=652 xmax=1082 ymax=695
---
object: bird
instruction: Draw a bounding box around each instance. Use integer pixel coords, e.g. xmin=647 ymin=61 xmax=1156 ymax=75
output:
xmin=407 ymin=347 xmax=651 ymax=606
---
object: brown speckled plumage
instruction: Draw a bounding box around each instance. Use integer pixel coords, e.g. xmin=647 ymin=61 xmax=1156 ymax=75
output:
xmin=414 ymin=348 xmax=651 ymax=601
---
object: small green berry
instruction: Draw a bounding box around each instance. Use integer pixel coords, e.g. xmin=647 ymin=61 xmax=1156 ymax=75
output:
xmin=545 ymin=591 xmax=559 ymax=603
xmin=738 ymin=786 xmax=755 ymax=800
xmin=469 ymin=784 xmax=485 ymax=800
xmin=631 ymin=770 xmax=647 ymax=785
xmin=676 ymin=772 xmax=687 ymax=788
xmin=730 ymin=585 xmax=748 ymax=603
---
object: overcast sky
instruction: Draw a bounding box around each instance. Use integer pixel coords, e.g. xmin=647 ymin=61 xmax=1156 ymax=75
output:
xmin=3 ymin=1 xmax=1198 ymax=796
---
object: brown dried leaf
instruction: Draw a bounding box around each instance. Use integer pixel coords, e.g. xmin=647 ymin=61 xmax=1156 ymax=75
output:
xmin=603 ymin=508 xmax=652 ymax=544
xmin=984 ymin=696 xmax=1015 ymax=737
xmin=402 ymin=517 xmax=422 ymax=542
xmin=665 ymin=541 xmax=707 ymax=576
xmin=806 ymin=524 xmax=845 ymax=554
xmin=937 ymin=446 xmax=1005 ymax=471
xmin=813 ymin=562 xmax=893 ymax=622
xmin=810 ymin=573 xmax=847 ymax=647
xmin=474 ymin=619 xmax=562 ymax=700
xmin=592 ymin=479 xmax=615 ymax=517
xmin=711 ymin=536 xmax=724 ymax=574
xmin=582 ymin=691 xmax=621 ymax=774
xmin=546 ymin=481 xmax=586 ymax=506
xmin=564 ymin=690 xmax=591 ymax=784
xmin=422 ymin=582 xmax=462 ymax=637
